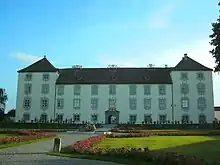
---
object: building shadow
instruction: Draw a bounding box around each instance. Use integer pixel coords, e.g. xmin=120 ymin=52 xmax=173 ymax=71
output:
xmin=0 ymin=154 xmax=121 ymax=165
xmin=154 ymin=137 xmax=220 ymax=163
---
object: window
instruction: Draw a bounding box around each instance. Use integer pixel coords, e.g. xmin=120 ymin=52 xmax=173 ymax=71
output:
xmin=91 ymin=85 xmax=98 ymax=95
xmin=158 ymin=98 xmax=166 ymax=110
xmin=129 ymin=115 xmax=137 ymax=124
xmin=73 ymin=99 xmax=81 ymax=109
xmin=197 ymin=83 xmax=205 ymax=95
xmin=181 ymin=97 xmax=189 ymax=110
xmin=41 ymin=84 xmax=49 ymax=94
xmin=24 ymin=84 xmax=32 ymax=95
xmin=23 ymin=97 xmax=31 ymax=109
xmin=40 ymin=113 xmax=47 ymax=122
xmin=197 ymin=97 xmax=207 ymax=111
xmin=25 ymin=74 xmax=32 ymax=81
xmin=91 ymin=98 xmax=98 ymax=110
xmin=109 ymin=98 xmax=116 ymax=109
xmin=181 ymin=115 xmax=189 ymax=124
xmin=91 ymin=114 xmax=98 ymax=122
xmin=144 ymin=85 xmax=151 ymax=95
xmin=180 ymin=83 xmax=189 ymax=94
xmin=129 ymin=85 xmax=137 ymax=95
xmin=42 ymin=74 xmax=49 ymax=81
xmin=199 ymin=114 xmax=206 ymax=123
xmin=158 ymin=85 xmax=166 ymax=95
xmin=22 ymin=113 xmax=30 ymax=121
xmin=74 ymin=85 xmax=81 ymax=95
xmin=144 ymin=115 xmax=152 ymax=123
xmin=56 ymin=114 xmax=63 ymax=123
xmin=159 ymin=115 xmax=166 ymax=123
xmin=41 ymin=97 xmax=49 ymax=110
xmin=180 ymin=72 xmax=188 ymax=80
xmin=57 ymin=85 xmax=64 ymax=95
xmin=109 ymin=84 xmax=116 ymax=95
xmin=129 ymin=98 xmax=137 ymax=110
xmin=197 ymin=72 xmax=204 ymax=80
xmin=144 ymin=98 xmax=151 ymax=110
xmin=57 ymin=98 xmax=64 ymax=109
xmin=73 ymin=114 xmax=80 ymax=121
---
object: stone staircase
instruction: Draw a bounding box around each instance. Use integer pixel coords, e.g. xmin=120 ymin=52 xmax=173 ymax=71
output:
xmin=67 ymin=124 xmax=116 ymax=135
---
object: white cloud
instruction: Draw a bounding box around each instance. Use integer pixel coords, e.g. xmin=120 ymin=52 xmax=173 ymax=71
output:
xmin=148 ymin=0 xmax=183 ymax=29
xmin=98 ymin=39 xmax=220 ymax=106
xmin=148 ymin=5 xmax=174 ymax=28
xmin=10 ymin=52 xmax=42 ymax=64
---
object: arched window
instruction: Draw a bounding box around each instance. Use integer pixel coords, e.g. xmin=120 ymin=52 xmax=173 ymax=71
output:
xmin=181 ymin=97 xmax=190 ymax=110
xmin=197 ymin=83 xmax=205 ymax=95
xmin=197 ymin=97 xmax=207 ymax=111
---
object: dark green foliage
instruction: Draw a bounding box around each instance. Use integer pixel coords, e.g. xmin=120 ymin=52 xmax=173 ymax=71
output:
xmin=210 ymin=2 xmax=220 ymax=72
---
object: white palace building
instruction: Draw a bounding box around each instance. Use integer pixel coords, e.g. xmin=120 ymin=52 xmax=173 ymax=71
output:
xmin=15 ymin=54 xmax=215 ymax=124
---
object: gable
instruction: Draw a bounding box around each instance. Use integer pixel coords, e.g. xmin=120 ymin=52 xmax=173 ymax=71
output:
xmin=173 ymin=54 xmax=212 ymax=71
xmin=17 ymin=57 xmax=57 ymax=73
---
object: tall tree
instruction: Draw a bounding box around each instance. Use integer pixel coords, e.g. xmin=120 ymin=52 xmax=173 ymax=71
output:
xmin=210 ymin=2 xmax=220 ymax=72
xmin=0 ymin=88 xmax=8 ymax=113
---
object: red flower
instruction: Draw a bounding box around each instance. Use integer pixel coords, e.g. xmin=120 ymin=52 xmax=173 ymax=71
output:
xmin=0 ymin=130 xmax=56 ymax=144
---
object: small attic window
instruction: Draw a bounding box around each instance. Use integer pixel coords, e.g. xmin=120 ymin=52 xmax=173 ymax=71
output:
xmin=42 ymin=74 xmax=49 ymax=81
xmin=25 ymin=74 xmax=32 ymax=81
xmin=111 ymin=75 xmax=117 ymax=80
xmin=76 ymin=76 xmax=83 ymax=81
xmin=143 ymin=76 xmax=149 ymax=80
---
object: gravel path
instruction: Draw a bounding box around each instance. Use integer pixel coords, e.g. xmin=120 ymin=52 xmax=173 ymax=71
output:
xmin=0 ymin=133 xmax=122 ymax=165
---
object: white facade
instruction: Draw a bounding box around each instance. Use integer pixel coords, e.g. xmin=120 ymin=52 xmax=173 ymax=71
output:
xmin=215 ymin=111 xmax=220 ymax=121
xmin=15 ymin=55 xmax=215 ymax=124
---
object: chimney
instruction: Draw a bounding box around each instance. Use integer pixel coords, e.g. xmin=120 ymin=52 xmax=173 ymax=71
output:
xmin=183 ymin=53 xmax=187 ymax=60
xmin=148 ymin=64 xmax=154 ymax=68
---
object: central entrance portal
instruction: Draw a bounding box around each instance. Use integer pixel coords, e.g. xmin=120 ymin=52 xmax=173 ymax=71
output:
xmin=105 ymin=109 xmax=119 ymax=124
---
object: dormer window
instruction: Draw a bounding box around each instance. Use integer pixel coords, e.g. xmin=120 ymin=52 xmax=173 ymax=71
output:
xmin=111 ymin=75 xmax=117 ymax=80
xmin=74 ymin=68 xmax=83 ymax=81
xmin=143 ymin=76 xmax=149 ymax=80
xmin=76 ymin=76 xmax=83 ymax=80
xmin=110 ymin=72 xmax=117 ymax=80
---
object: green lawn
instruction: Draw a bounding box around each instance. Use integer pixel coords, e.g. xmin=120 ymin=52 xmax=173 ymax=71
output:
xmin=97 ymin=136 xmax=220 ymax=163
xmin=0 ymin=134 xmax=9 ymax=138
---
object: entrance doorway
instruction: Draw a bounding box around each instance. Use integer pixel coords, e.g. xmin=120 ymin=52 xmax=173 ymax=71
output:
xmin=108 ymin=115 xmax=113 ymax=124
xmin=105 ymin=109 xmax=119 ymax=124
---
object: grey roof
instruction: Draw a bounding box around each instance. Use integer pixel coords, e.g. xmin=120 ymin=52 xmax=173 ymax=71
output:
xmin=17 ymin=54 xmax=213 ymax=84
xmin=215 ymin=107 xmax=220 ymax=111
xmin=174 ymin=55 xmax=213 ymax=71
xmin=17 ymin=56 xmax=57 ymax=73
xmin=56 ymin=67 xmax=173 ymax=84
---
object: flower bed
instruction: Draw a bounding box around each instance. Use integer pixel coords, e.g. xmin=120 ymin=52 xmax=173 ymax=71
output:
xmin=71 ymin=134 xmax=220 ymax=165
xmin=107 ymin=131 xmax=220 ymax=138
xmin=72 ymin=134 xmax=105 ymax=153
xmin=111 ymin=127 xmax=142 ymax=133
xmin=110 ymin=128 xmax=220 ymax=136
xmin=89 ymin=147 xmax=218 ymax=165
xmin=0 ymin=130 xmax=56 ymax=144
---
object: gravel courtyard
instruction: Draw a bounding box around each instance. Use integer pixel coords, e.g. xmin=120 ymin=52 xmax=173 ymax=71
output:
xmin=0 ymin=133 xmax=121 ymax=165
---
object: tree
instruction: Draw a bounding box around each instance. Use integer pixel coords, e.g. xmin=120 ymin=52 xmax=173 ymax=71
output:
xmin=210 ymin=2 xmax=220 ymax=72
xmin=0 ymin=88 xmax=8 ymax=117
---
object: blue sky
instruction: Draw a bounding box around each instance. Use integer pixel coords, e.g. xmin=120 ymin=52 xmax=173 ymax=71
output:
xmin=0 ymin=0 xmax=219 ymax=111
